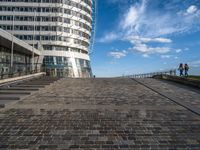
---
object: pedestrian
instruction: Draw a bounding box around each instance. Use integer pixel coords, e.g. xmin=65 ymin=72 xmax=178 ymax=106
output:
xmin=178 ymin=63 xmax=184 ymax=76
xmin=184 ymin=63 xmax=189 ymax=76
xmin=1 ymin=68 xmax=4 ymax=79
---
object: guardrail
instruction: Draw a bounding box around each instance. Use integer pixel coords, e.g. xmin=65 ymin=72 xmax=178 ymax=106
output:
xmin=153 ymin=74 xmax=200 ymax=89
xmin=123 ymin=69 xmax=177 ymax=78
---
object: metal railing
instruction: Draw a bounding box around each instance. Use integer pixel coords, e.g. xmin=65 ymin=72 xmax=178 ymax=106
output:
xmin=123 ymin=69 xmax=177 ymax=78
xmin=0 ymin=63 xmax=43 ymax=80
xmin=0 ymin=69 xmax=43 ymax=80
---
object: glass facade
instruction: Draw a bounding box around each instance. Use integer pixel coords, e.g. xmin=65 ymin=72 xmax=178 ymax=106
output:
xmin=43 ymin=56 xmax=92 ymax=78
xmin=76 ymin=58 xmax=92 ymax=78
xmin=0 ymin=46 xmax=32 ymax=74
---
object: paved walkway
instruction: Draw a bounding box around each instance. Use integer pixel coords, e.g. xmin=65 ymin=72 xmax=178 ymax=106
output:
xmin=134 ymin=78 xmax=200 ymax=115
xmin=0 ymin=78 xmax=200 ymax=149
xmin=136 ymin=78 xmax=200 ymax=108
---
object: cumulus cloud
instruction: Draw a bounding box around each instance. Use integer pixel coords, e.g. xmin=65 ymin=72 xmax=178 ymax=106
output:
xmin=130 ymin=42 xmax=171 ymax=55
xmin=101 ymin=0 xmax=200 ymax=57
xmin=108 ymin=50 xmax=127 ymax=59
xmin=126 ymin=36 xmax=172 ymax=56
xmin=187 ymin=5 xmax=198 ymax=14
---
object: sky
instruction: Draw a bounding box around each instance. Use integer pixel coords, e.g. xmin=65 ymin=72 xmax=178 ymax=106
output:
xmin=90 ymin=0 xmax=200 ymax=77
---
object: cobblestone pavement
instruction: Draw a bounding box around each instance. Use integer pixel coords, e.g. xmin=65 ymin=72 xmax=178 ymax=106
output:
xmin=0 ymin=78 xmax=200 ymax=150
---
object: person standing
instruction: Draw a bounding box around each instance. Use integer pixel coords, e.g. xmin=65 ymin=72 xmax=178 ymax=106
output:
xmin=184 ymin=63 xmax=189 ymax=76
xmin=178 ymin=63 xmax=184 ymax=76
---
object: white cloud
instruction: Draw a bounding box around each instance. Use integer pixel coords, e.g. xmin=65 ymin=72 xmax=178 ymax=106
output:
xmin=108 ymin=50 xmax=127 ymax=59
xmin=129 ymin=42 xmax=171 ymax=55
xmin=161 ymin=55 xmax=171 ymax=59
xmin=121 ymin=0 xmax=147 ymax=30
xmin=98 ymin=32 xmax=119 ymax=43
xmin=184 ymin=48 xmax=189 ymax=51
xmin=187 ymin=5 xmax=198 ymax=14
xmin=126 ymin=36 xmax=172 ymax=56
xmin=122 ymin=5 xmax=139 ymax=29
xmin=142 ymin=54 xmax=149 ymax=58
xmin=175 ymin=49 xmax=182 ymax=53
xmin=126 ymin=36 xmax=172 ymax=43
xmin=100 ymin=0 xmax=199 ymax=57
xmin=152 ymin=38 xmax=172 ymax=43
xmin=174 ymin=56 xmax=179 ymax=59
xmin=120 ymin=1 xmax=200 ymax=37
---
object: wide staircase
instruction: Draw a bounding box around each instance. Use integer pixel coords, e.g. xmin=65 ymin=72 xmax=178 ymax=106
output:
xmin=0 ymin=76 xmax=60 ymax=108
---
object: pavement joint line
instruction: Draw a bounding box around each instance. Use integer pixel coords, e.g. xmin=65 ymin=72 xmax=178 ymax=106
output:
xmin=131 ymin=78 xmax=200 ymax=117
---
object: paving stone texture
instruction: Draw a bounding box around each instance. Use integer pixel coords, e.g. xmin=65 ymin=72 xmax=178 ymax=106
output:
xmin=136 ymin=78 xmax=200 ymax=110
xmin=0 ymin=78 xmax=200 ymax=150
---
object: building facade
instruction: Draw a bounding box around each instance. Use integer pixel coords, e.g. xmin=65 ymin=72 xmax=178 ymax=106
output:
xmin=0 ymin=28 xmax=42 ymax=76
xmin=0 ymin=0 xmax=94 ymax=77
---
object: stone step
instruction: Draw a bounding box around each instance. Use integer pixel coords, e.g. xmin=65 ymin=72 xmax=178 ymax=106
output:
xmin=0 ymin=96 xmax=20 ymax=100
xmin=0 ymin=91 xmax=31 ymax=94
xmin=0 ymin=93 xmax=29 ymax=96
xmin=0 ymin=100 xmax=17 ymax=108
xmin=11 ymin=85 xmax=45 ymax=88
xmin=18 ymin=82 xmax=51 ymax=85
xmin=0 ymin=87 xmax=39 ymax=91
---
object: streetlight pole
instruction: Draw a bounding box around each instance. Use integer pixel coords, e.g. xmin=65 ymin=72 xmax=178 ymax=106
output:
xmin=10 ymin=9 xmax=15 ymax=74
xmin=32 ymin=10 xmax=36 ymax=73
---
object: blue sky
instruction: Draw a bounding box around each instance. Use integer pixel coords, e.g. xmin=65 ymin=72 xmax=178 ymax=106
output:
xmin=90 ymin=0 xmax=200 ymax=77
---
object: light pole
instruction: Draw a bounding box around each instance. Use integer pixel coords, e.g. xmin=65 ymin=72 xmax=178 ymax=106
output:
xmin=32 ymin=9 xmax=36 ymax=73
xmin=10 ymin=9 xmax=15 ymax=74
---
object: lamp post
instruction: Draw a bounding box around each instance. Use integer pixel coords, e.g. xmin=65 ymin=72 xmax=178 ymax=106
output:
xmin=10 ymin=9 xmax=15 ymax=74
xmin=32 ymin=9 xmax=36 ymax=73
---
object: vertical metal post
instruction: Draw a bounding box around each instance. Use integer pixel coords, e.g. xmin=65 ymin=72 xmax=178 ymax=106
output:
xmin=32 ymin=10 xmax=36 ymax=72
xmin=10 ymin=9 xmax=15 ymax=74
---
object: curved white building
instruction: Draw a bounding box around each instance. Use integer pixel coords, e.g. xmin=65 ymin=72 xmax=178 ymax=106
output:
xmin=0 ymin=0 xmax=95 ymax=77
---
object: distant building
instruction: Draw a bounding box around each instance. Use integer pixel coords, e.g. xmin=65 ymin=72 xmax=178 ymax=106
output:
xmin=0 ymin=0 xmax=95 ymax=77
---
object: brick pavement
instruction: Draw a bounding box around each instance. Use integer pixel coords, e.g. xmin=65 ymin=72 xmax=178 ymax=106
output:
xmin=136 ymin=78 xmax=200 ymax=110
xmin=0 ymin=78 xmax=200 ymax=150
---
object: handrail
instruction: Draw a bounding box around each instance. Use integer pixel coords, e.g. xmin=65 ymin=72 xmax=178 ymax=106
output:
xmin=123 ymin=69 xmax=177 ymax=78
xmin=0 ymin=72 xmax=46 ymax=86
xmin=0 ymin=69 xmax=42 ymax=80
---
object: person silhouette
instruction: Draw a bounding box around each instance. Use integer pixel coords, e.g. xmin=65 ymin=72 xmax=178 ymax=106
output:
xmin=178 ymin=63 xmax=184 ymax=76
xmin=184 ymin=63 xmax=189 ymax=76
